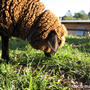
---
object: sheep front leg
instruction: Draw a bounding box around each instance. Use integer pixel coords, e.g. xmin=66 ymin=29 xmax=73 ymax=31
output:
xmin=1 ymin=35 xmax=10 ymax=62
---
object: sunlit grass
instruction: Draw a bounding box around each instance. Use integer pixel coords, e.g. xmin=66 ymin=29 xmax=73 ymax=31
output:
xmin=0 ymin=35 xmax=90 ymax=90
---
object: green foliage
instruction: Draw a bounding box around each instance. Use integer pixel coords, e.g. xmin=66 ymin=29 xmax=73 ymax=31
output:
xmin=62 ymin=16 xmax=75 ymax=20
xmin=62 ymin=10 xmax=74 ymax=20
xmin=62 ymin=10 xmax=89 ymax=20
xmin=0 ymin=35 xmax=90 ymax=90
xmin=74 ymin=12 xmax=89 ymax=20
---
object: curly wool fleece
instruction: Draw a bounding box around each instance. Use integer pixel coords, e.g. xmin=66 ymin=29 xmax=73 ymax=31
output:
xmin=0 ymin=0 xmax=45 ymax=38
xmin=31 ymin=10 xmax=67 ymax=49
xmin=0 ymin=0 xmax=67 ymax=50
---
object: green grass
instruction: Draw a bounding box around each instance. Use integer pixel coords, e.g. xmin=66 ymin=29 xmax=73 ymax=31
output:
xmin=0 ymin=35 xmax=90 ymax=90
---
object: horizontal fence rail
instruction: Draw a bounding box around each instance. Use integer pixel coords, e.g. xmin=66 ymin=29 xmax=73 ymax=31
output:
xmin=67 ymin=28 xmax=90 ymax=31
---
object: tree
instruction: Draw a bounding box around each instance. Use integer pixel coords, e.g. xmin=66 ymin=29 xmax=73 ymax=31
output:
xmin=66 ymin=10 xmax=72 ymax=17
xmin=62 ymin=10 xmax=89 ymax=20
xmin=74 ymin=12 xmax=89 ymax=20
xmin=62 ymin=10 xmax=74 ymax=20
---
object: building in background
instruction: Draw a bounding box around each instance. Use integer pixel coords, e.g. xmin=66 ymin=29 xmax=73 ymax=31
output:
xmin=61 ymin=20 xmax=90 ymax=37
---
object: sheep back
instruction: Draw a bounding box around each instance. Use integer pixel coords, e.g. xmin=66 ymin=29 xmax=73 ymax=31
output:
xmin=0 ymin=0 xmax=45 ymax=39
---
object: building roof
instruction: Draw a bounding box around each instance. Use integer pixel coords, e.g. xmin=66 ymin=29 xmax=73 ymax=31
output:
xmin=61 ymin=20 xmax=90 ymax=24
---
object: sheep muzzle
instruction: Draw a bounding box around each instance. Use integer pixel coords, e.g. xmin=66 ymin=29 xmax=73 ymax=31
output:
xmin=43 ymin=31 xmax=61 ymax=57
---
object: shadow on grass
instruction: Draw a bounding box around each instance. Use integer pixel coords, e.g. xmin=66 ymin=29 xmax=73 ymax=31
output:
xmin=66 ymin=36 xmax=90 ymax=53
xmin=0 ymin=37 xmax=28 ymax=51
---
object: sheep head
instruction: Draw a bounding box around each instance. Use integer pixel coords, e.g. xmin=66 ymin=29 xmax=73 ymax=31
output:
xmin=27 ymin=10 xmax=67 ymax=57
xmin=43 ymin=31 xmax=61 ymax=57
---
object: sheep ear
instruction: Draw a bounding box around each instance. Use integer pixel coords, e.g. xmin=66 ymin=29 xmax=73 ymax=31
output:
xmin=47 ymin=31 xmax=60 ymax=52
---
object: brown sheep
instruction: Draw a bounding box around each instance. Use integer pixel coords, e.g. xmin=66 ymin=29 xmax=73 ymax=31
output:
xmin=0 ymin=0 xmax=67 ymax=62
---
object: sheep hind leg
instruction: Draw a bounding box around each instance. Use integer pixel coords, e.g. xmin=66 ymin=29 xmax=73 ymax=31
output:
xmin=1 ymin=35 xmax=10 ymax=63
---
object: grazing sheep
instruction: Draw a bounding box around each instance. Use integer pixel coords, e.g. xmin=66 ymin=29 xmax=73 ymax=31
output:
xmin=0 ymin=0 xmax=67 ymax=62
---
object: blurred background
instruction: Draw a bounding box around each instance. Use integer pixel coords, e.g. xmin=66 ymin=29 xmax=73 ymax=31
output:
xmin=41 ymin=0 xmax=90 ymax=37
